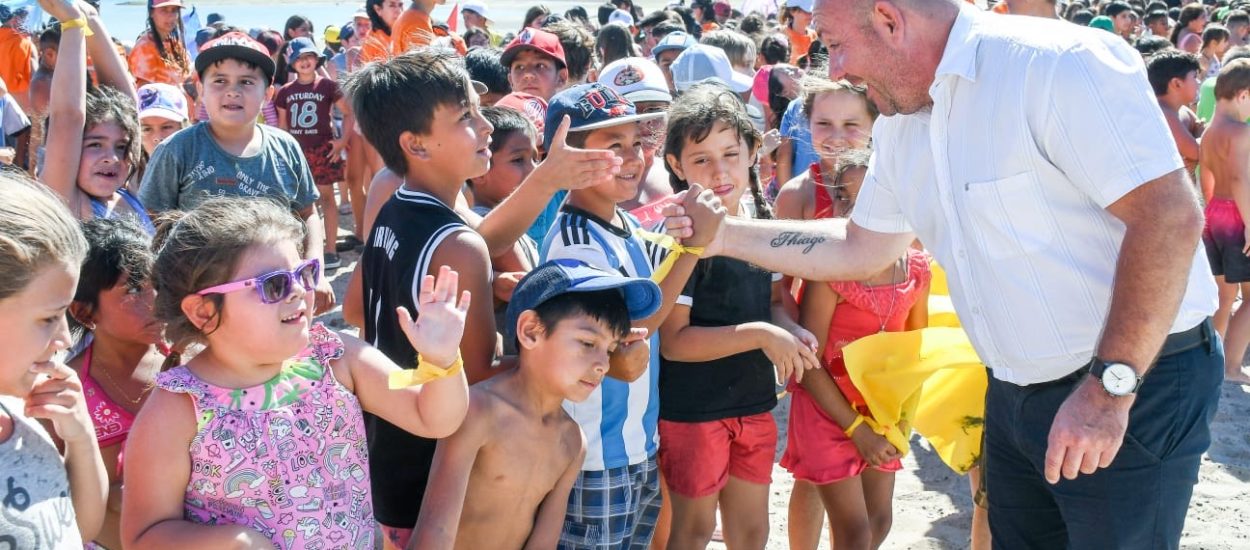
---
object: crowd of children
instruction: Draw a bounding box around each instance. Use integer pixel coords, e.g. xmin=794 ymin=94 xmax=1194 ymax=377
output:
xmin=0 ymin=0 xmax=1239 ymax=548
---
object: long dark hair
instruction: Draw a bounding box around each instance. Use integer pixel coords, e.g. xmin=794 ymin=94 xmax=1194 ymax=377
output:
xmin=366 ymin=0 xmax=393 ymax=36
xmin=146 ymin=0 xmax=188 ymax=73
xmin=1171 ymin=3 xmax=1206 ymax=46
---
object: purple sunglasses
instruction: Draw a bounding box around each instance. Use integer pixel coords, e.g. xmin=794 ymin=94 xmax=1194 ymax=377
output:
xmin=196 ymin=259 xmax=321 ymax=304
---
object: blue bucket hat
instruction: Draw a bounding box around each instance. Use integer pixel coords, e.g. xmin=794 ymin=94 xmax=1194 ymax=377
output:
xmin=286 ymin=36 xmax=324 ymax=66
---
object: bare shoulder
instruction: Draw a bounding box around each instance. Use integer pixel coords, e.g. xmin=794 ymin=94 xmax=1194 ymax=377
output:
xmin=557 ymin=409 xmax=586 ymax=459
xmin=132 ymin=387 xmax=199 ymax=441
xmin=774 ymin=171 xmax=813 ymax=219
xmin=430 ymin=229 xmax=491 ymax=273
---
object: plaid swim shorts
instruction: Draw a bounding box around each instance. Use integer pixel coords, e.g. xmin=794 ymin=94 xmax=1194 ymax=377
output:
xmin=558 ymin=454 xmax=661 ymax=550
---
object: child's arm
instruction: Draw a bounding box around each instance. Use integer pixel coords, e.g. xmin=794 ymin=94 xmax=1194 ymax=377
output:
xmin=26 ymin=361 xmax=108 ymax=540
xmin=795 ymin=282 xmax=901 ymax=467
xmin=38 ymin=0 xmax=88 ymax=213
xmin=904 ymin=277 xmax=930 ymax=331
xmin=523 ymin=428 xmax=586 ymax=550
xmin=275 ymin=100 xmax=289 ymax=131
xmin=1200 ymin=149 xmax=1217 ymax=203
xmin=1228 ymin=130 xmax=1250 ymax=254
xmin=298 ymin=204 xmax=333 ymax=314
xmin=475 ymin=116 xmax=622 ymax=257
xmin=330 ymin=94 xmax=353 ymax=161
xmin=1165 ymin=108 xmax=1201 ymax=164
xmin=339 ymin=266 xmax=471 ymax=438
xmin=428 ymin=231 xmax=504 ymax=383
xmin=81 ymin=2 xmax=135 ymax=104
xmin=121 ymin=390 xmax=276 ymax=549
xmin=774 ymin=139 xmax=795 ymax=185
xmin=406 ymin=395 xmax=491 ymax=550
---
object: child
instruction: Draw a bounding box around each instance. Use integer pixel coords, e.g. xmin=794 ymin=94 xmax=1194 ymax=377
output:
xmin=276 ymin=36 xmax=355 ymax=271
xmin=539 ymin=82 xmax=712 ymax=549
xmin=40 ymin=0 xmax=151 ymax=232
xmin=1201 ymin=24 xmax=1232 ymax=80
xmin=779 ymin=147 xmax=931 ymax=550
xmin=137 ymin=83 xmax=189 ymax=157
xmin=1147 ymin=49 xmax=1204 ymax=175
xmin=344 ymin=48 xmax=499 ymax=550
xmin=1199 ymin=58 xmax=1250 ymax=384
xmin=68 ymin=216 xmax=168 ymax=550
xmin=138 ymin=31 xmax=332 ymax=311
xmin=411 ymin=259 xmax=663 ymax=549
xmin=0 ymin=174 xmax=107 ymax=547
xmin=119 ymin=197 xmax=471 ymax=549
xmin=501 ymin=27 xmax=569 ymax=102
xmin=780 ymin=0 xmax=815 ymax=65
xmin=657 ymin=81 xmax=819 ymax=549
xmin=391 ymin=0 xmax=466 ymax=56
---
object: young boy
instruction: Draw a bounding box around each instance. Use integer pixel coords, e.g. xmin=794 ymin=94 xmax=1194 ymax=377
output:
xmin=538 ymin=82 xmax=710 ymax=548
xmin=343 ymin=48 xmax=499 ymax=550
xmin=597 ymin=57 xmax=674 ymax=210
xmin=1199 ymin=58 xmax=1250 ymax=385
xmin=501 ymin=27 xmax=568 ymax=102
xmin=275 ymin=36 xmax=354 ymax=270
xmin=410 ymin=259 xmax=663 ymax=550
xmin=1148 ymin=49 xmax=1204 ymax=174
xmin=137 ymin=32 xmax=331 ymax=308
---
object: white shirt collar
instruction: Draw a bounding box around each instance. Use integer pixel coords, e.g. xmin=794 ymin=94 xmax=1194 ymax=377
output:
xmin=933 ymin=5 xmax=983 ymax=83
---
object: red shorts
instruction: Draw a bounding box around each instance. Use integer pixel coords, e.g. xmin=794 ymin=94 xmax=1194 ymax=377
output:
xmin=779 ymin=388 xmax=901 ymax=485
xmin=304 ymin=141 xmax=344 ymax=187
xmin=657 ymin=412 xmax=777 ymax=498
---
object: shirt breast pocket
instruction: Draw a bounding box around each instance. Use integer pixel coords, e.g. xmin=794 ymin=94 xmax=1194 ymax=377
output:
xmin=962 ymin=172 xmax=1055 ymax=259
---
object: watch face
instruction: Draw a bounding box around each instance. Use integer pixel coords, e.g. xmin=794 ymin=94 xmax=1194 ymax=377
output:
xmin=1102 ymin=363 xmax=1138 ymax=395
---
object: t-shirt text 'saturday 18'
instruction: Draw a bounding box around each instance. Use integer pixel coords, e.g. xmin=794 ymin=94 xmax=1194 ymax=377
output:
xmin=138 ymin=122 xmax=318 ymax=213
xmin=274 ymin=77 xmax=343 ymax=151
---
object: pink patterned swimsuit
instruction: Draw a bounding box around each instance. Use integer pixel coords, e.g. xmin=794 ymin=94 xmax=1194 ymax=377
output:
xmin=155 ymin=324 xmax=375 ymax=549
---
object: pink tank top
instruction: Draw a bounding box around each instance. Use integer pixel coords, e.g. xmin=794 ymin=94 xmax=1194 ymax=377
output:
xmin=81 ymin=345 xmax=137 ymax=449
xmin=155 ymin=324 xmax=374 ymax=549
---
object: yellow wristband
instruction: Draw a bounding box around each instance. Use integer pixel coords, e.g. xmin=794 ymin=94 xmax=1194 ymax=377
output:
xmin=843 ymin=415 xmax=866 ymax=438
xmin=388 ymin=352 xmax=464 ymax=389
xmin=60 ymin=17 xmax=94 ymax=37
xmin=633 ymin=229 xmax=706 ymax=283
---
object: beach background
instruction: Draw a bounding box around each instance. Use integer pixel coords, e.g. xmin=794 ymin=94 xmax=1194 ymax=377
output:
xmin=89 ymin=0 xmax=1250 ymax=547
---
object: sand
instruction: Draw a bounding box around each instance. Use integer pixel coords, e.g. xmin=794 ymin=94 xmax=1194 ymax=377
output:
xmin=319 ymin=216 xmax=1250 ymax=550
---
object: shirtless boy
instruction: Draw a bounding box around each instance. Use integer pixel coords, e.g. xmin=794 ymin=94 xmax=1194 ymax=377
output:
xmin=409 ymin=259 xmax=662 ymax=549
xmin=1199 ymin=58 xmax=1250 ymax=384
xmin=1148 ymin=49 xmax=1205 ymax=174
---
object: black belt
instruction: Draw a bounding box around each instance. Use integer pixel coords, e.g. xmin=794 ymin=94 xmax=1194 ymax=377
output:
xmin=1040 ymin=318 xmax=1213 ymax=387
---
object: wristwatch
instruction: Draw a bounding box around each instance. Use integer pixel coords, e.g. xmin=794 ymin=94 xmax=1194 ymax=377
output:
xmin=1088 ymin=358 xmax=1142 ymax=397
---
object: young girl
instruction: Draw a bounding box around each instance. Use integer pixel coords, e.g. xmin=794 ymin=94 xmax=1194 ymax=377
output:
xmin=127 ymin=0 xmax=192 ymax=88
xmin=1200 ymin=24 xmax=1230 ymax=81
xmin=657 ymin=81 xmax=820 ymax=549
xmin=1171 ymin=3 xmax=1207 ymax=54
xmin=779 ymin=0 xmax=815 ymax=65
xmin=780 ymin=148 xmax=931 ymax=550
xmin=69 ymin=216 xmax=168 ymax=550
xmin=0 ymin=173 xmax=108 ymax=547
xmin=41 ymin=0 xmax=152 ymax=233
xmin=120 ymin=198 xmax=472 ymax=549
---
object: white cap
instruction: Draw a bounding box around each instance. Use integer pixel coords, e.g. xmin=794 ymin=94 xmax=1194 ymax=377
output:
xmin=598 ymin=58 xmax=673 ymax=103
xmin=462 ymin=0 xmax=489 ymax=20
xmin=671 ymin=44 xmax=753 ymax=93
xmin=785 ymin=0 xmax=814 ymax=10
xmin=608 ymin=9 xmax=635 ymax=27
xmin=353 ymin=4 xmax=369 ymax=19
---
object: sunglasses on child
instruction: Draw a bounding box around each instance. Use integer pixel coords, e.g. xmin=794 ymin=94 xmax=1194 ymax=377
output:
xmin=195 ymin=259 xmax=321 ymax=304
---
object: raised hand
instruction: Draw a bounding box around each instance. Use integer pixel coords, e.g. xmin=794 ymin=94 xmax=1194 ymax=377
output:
xmin=398 ymin=265 xmax=472 ymax=368
xmin=38 ymin=0 xmax=84 ymax=23
xmin=530 ymin=115 xmax=623 ymax=191
xmin=25 ymin=360 xmax=95 ymax=445
xmin=662 ymin=183 xmax=728 ymax=254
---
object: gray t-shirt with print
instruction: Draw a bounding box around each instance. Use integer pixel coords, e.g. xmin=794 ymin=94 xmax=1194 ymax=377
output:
xmin=0 ymin=396 xmax=83 ymax=549
xmin=138 ymin=122 xmax=318 ymax=213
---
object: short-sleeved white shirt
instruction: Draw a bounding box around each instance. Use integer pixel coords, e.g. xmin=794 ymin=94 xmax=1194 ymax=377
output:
xmin=850 ymin=7 xmax=1217 ymax=385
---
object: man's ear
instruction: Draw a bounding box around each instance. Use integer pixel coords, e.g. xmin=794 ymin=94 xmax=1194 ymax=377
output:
xmin=181 ymin=293 xmax=222 ymax=335
xmin=870 ymin=0 xmax=907 ymax=45
xmin=516 ymin=310 xmax=545 ymax=350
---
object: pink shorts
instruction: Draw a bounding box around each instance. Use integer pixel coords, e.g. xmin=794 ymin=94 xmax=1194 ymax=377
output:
xmin=657 ymin=412 xmax=777 ymax=498
xmin=780 ymin=388 xmax=902 ymax=485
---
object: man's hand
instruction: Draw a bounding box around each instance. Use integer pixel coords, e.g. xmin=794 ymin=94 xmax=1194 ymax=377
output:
xmin=663 ymin=183 xmax=727 ymax=253
xmin=1044 ymin=376 xmax=1132 ymax=484
xmin=314 ymin=277 xmax=336 ymax=315
xmin=529 ymin=115 xmax=623 ymax=192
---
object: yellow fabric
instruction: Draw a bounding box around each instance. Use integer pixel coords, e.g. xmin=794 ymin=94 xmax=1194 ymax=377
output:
xmin=388 ymin=353 xmax=464 ymax=389
xmin=843 ymin=414 xmax=866 ymax=438
xmin=633 ymin=229 xmax=704 ymax=283
xmin=60 ymin=17 xmax=93 ymax=37
xmin=841 ymin=328 xmax=987 ymax=474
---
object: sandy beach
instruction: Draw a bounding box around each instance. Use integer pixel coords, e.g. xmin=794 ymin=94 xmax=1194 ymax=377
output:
xmin=315 ymin=214 xmax=1250 ymax=549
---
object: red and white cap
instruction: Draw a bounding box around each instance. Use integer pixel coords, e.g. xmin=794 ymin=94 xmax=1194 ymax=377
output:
xmin=494 ymin=92 xmax=548 ymax=135
xmin=500 ymin=28 xmax=566 ymax=70
xmin=149 ymin=0 xmax=184 ymax=9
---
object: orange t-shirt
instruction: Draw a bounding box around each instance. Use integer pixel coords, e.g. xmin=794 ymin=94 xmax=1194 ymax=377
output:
xmin=359 ymin=29 xmax=392 ymax=64
xmin=391 ymin=9 xmax=466 ymax=56
xmin=128 ymin=32 xmax=192 ymax=86
xmin=786 ymin=26 xmax=815 ymax=65
xmin=0 ymin=28 xmax=35 ymax=94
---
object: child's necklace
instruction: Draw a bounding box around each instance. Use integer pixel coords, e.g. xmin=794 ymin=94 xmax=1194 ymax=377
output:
xmin=866 ymin=257 xmax=905 ymax=333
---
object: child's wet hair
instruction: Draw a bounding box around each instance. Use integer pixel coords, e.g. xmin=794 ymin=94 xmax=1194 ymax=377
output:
xmin=151 ymin=198 xmax=306 ymax=347
xmin=1216 ymin=58 xmax=1250 ymax=100
xmin=344 ymin=48 xmax=475 ymax=174
xmin=663 ymin=81 xmax=771 ymax=220
xmin=71 ymin=217 xmax=155 ymax=338
xmin=465 ymin=47 xmax=510 ymax=97
xmin=0 ymin=173 xmax=88 ymax=300
xmin=1146 ymin=49 xmax=1201 ymax=95
xmin=85 ymin=85 xmax=142 ymax=176
xmin=528 ymin=289 xmax=631 ymax=349
xmin=480 ymin=106 xmax=537 ymax=154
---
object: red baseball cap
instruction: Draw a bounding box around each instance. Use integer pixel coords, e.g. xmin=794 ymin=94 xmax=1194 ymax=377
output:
xmin=195 ymin=31 xmax=277 ymax=82
xmin=500 ymin=28 xmax=567 ymax=70
xmin=494 ymin=92 xmax=548 ymax=135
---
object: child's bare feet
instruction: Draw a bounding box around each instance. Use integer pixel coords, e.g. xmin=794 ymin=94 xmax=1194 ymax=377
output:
xmin=1224 ymin=367 xmax=1250 ymax=385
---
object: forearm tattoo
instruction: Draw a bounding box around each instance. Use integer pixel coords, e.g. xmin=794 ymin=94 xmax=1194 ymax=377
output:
xmin=769 ymin=231 xmax=827 ymax=254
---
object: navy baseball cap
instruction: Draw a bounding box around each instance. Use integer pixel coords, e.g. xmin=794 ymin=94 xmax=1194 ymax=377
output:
xmin=286 ymin=37 xmax=324 ymax=66
xmin=543 ymin=83 xmax=666 ymax=150
xmin=504 ymin=259 xmax=662 ymax=343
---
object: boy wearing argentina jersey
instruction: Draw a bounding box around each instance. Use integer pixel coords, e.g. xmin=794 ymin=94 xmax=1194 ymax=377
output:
xmin=345 ymin=50 xmax=500 ymax=550
xmin=539 ymin=83 xmax=715 ymax=549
